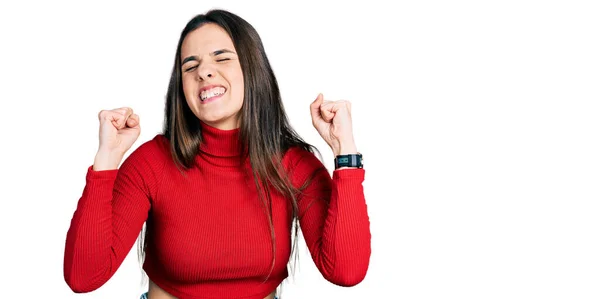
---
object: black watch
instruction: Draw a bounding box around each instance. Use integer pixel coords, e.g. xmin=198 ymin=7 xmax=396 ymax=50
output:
xmin=334 ymin=153 xmax=363 ymax=169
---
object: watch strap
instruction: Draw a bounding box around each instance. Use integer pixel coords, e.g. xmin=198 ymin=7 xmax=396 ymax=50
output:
xmin=334 ymin=153 xmax=363 ymax=169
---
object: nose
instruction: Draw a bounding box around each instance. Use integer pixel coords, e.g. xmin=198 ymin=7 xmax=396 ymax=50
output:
xmin=196 ymin=63 xmax=216 ymax=81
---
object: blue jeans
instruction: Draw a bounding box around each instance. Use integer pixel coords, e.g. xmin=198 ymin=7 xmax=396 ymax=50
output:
xmin=140 ymin=292 xmax=279 ymax=299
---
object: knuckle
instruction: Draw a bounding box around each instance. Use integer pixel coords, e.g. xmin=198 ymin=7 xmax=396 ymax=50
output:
xmin=99 ymin=110 xmax=112 ymax=119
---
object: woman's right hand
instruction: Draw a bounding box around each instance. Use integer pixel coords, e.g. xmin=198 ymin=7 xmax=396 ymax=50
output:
xmin=93 ymin=107 xmax=140 ymax=170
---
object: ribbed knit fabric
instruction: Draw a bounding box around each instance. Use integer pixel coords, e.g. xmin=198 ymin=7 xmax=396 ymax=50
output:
xmin=63 ymin=121 xmax=371 ymax=299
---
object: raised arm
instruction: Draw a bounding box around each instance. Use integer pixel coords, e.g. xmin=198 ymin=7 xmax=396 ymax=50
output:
xmin=295 ymin=93 xmax=371 ymax=285
xmin=63 ymin=140 xmax=164 ymax=292
xmin=63 ymin=107 xmax=163 ymax=292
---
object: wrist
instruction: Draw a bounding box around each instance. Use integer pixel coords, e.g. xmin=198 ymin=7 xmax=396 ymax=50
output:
xmin=333 ymin=142 xmax=357 ymax=156
xmin=93 ymin=149 xmax=124 ymax=171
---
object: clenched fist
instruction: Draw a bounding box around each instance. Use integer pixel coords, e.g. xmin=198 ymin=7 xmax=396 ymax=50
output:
xmin=97 ymin=107 xmax=140 ymax=155
xmin=310 ymin=93 xmax=357 ymax=156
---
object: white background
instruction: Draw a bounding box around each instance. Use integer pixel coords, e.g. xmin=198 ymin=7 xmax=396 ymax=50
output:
xmin=1 ymin=0 xmax=599 ymax=298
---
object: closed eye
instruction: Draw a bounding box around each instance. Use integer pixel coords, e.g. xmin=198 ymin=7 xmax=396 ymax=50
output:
xmin=216 ymin=58 xmax=231 ymax=62
xmin=185 ymin=65 xmax=198 ymax=72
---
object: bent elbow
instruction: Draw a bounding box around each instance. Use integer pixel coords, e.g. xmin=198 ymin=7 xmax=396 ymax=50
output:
xmin=64 ymin=276 xmax=95 ymax=293
xmin=325 ymin=264 xmax=370 ymax=287
xmin=63 ymin=267 xmax=105 ymax=293
xmin=337 ymin=271 xmax=368 ymax=287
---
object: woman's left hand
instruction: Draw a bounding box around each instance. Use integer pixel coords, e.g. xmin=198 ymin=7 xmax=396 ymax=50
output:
xmin=310 ymin=93 xmax=358 ymax=156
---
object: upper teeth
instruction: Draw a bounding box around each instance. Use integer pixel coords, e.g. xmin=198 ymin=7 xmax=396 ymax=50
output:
xmin=201 ymin=87 xmax=225 ymax=100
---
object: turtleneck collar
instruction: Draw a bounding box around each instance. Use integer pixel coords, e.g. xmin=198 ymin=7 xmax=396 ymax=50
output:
xmin=198 ymin=121 xmax=243 ymax=158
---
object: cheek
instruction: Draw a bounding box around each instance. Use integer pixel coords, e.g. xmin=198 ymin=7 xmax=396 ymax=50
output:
xmin=182 ymin=77 xmax=196 ymax=96
xmin=181 ymin=76 xmax=192 ymax=90
xmin=231 ymin=72 xmax=244 ymax=101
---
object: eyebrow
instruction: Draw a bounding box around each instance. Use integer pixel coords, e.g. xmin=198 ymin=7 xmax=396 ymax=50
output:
xmin=181 ymin=49 xmax=236 ymax=66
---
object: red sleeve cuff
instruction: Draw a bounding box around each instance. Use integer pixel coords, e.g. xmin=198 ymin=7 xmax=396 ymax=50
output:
xmin=332 ymin=168 xmax=365 ymax=180
xmin=85 ymin=165 xmax=119 ymax=180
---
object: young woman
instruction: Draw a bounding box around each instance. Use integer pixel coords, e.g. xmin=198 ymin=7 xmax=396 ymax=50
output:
xmin=63 ymin=9 xmax=371 ymax=299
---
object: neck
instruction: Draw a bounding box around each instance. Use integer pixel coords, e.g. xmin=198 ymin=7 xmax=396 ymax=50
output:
xmin=201 ymin=117 xmax=240 ymax=131
xmin=198 ymin=120 xmax=243 ymax=158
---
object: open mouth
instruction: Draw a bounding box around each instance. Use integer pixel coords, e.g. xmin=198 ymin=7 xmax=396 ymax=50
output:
xmin=199 ymin=86 xmax=226 ymax=102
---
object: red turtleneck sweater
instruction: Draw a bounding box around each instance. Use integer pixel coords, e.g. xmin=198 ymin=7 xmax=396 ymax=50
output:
xmin=63 ymin=121 xmax=371 ymax=299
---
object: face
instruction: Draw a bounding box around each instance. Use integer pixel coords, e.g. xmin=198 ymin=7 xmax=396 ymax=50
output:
xmin=180 ymin=23 xmax=244 ymax=130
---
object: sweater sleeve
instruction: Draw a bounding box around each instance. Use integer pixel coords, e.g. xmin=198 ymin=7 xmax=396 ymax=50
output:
xmin=63 ymin=139 xmax=164 ymax=293
xmin=288 ymin=148 xmax=371 ymax=286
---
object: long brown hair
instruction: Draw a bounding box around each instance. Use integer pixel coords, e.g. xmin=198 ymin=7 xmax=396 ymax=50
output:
xmin=138 ymin=9 xmax=321 ymax=287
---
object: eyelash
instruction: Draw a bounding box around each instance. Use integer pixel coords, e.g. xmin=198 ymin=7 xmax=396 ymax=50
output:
xmin=185 ymin=58 xmax=231 ymax=72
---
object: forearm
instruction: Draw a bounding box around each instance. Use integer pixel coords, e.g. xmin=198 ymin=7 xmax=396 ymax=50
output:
xmin=332 ymin=140 xmax=360 ymax=170
xmin=65 ymin=157 xmax=151 ymax=292
xmin=93 ymin=149 xmax=125 ymax=171
xmin=301 ymin=168 xmax=371 ymax=286
xmin=64 ymin=169 xmax=120 ymax=292
xmin=328 ymin=169 xmax=371 ymax=284
xmin=332 ymin=139 xmax=357 ymax=156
